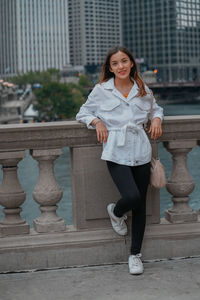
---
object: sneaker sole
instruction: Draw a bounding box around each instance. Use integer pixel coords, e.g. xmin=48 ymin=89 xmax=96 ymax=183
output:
xmin=129 ymin=271 xmax=143 ymax=275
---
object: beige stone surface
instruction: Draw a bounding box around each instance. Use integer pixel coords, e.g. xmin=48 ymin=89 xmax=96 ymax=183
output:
xmin=0 ymin=150 xmax=29 ymax=236
xmin=164 ymin=140 xmax=198 ymax=223
xmin=0 ymin=221 xmax=200 ymax=272
xmin=0 ymin=117 xmax=200 ymax=272
xmin=0 ymin=257 xmax=200 ymax=300
xmin=0 ymin=116 xmax=200 ymax=150
xmin=71 ymin=146 xmax=160 ymax=230
xmin=31 ymin=148 xmax=66 ymax=233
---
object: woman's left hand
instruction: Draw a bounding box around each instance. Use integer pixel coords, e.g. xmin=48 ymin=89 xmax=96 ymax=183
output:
xmin=148 ymin=117 xmax=162 ymax=140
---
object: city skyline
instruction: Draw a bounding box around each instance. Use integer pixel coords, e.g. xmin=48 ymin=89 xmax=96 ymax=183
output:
xmin=0 ymin=0 xmax=199 ymax=83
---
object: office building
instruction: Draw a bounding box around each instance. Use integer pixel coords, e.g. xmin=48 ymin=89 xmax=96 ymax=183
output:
xmin=68 ymin=0 xmax=122 ymax=67
xmin=122 ymin=0 xmax=200 ymax=82
xmin=0 ymin=0 xmax=69 ymax=77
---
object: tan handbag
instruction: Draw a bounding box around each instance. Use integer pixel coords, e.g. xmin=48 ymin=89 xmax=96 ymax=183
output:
xmin=149 ymin=90 xmax=167 ymax=189
xmin=150 ymin=157 xmax=167 ymax=189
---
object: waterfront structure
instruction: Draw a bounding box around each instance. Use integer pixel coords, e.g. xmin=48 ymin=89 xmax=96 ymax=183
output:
xmin=68 ymin=0 xmax=122 ymax=67
xmin=0 ymin=80 xmax=20 ymax=123
xmin=0 ymin=116 xmax=200 ymax=272
xmin=122 ymin=0 xmax=200 ymax=82
xmin=0 ymin=80 xmax=34 ymax=123
xmin=0 ymin=0 xmax=69 ymax=77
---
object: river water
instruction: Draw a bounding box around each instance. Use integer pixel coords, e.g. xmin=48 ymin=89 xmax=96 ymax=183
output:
xmin=0 ymin=102 xmax=200 ymax=226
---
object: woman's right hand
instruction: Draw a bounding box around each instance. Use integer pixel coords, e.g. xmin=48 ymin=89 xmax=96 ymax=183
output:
xmin=91 ymin=118 xmax=108 ymax=143
xmin=95 ymin=120 xmax=108 ymax=143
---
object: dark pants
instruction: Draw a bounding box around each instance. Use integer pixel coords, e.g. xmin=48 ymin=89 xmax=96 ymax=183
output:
xmin=106 ymin=161 xmax=151 ymax=255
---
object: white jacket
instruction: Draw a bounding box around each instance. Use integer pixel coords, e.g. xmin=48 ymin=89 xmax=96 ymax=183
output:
xmin=76 ymin=78 xmax=163 ymax=166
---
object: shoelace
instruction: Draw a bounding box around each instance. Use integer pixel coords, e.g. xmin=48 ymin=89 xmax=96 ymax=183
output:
xmin=130 ymin=254 xmax=142 ymax=267
xmin=118 ymin=214 xmax=127 ymax=226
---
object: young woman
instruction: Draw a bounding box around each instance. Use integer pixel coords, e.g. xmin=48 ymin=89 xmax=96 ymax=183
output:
xmin=76 ymin=46 xmax=163 ymax=275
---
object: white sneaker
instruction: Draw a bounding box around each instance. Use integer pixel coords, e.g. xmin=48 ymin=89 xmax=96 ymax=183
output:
xmin=128 ymin=253 xmax=144 ymax=275
xmin=107 ymin=203 xmax=127 ymax=236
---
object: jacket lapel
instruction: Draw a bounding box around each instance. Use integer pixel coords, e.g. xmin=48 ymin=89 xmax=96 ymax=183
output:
xmin=103 ymin=78 xmax=125 ymax=101
xmin=112 ymin=88 xmax=125 ymax=101
xmin=102 ymin=78 xmax=139 ymax=102
xmin=126 ymin=81 xmax=139 ymax=101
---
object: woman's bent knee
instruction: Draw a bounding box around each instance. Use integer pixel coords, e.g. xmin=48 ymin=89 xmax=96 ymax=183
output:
xmin=124 ymin=192 xmax=141 ymax=209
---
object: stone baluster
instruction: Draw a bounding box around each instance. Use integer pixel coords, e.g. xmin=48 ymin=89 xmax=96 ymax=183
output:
xmin=31 ymin=149 xmax=66 ymax=233
xmin=163 ymin=140 xmax=197 ymax=223
xmin=0 ymin=151 xmax=29 ymax=236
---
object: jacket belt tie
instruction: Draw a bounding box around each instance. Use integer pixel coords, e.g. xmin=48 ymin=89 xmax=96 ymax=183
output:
xmin=110 ymin=123 xmax=146 ymax=147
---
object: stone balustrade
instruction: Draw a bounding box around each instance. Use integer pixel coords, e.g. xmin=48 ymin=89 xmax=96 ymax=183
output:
xmin=0 ymin=116 xmax=200 ymax=272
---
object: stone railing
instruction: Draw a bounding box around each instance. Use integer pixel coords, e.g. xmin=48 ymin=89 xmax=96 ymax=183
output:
xmin=0 ymin=116 xmax=200 ymax=272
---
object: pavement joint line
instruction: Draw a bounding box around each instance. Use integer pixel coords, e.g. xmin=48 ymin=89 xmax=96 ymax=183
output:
xmin=0 ymin=254 xmax=200 ymax=276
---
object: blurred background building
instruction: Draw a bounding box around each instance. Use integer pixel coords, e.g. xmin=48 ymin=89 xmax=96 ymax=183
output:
xmin=0 ymin=0 xmax=69 ymax=78
xmin=122 ymin=0 xmax=200 ymax=82
xmin=0 ymin=0 xmax=200 ymax=83
xmin=68 ymin=0 xmax=122 ymax=70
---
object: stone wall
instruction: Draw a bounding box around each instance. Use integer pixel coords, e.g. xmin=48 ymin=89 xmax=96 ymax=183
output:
xmin=0 ymin=117 xmax=200 ymax=272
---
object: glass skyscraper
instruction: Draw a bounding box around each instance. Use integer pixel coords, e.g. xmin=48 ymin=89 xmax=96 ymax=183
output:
xmin=122 ymin=0 xmax=200 ymax=82
xmin=0 ymin=0 xmax=69 ymax=77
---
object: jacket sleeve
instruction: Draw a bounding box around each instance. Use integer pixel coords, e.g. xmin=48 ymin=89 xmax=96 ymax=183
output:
xmin=145 ymin=85 xmax=164 ymax=121
xmin=76 ymin=85 xmax=99 ymax=129
xmin=151 ymin=96 xmax=164 ymax=121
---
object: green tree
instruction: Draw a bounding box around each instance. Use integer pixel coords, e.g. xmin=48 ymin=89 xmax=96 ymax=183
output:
xmin=77 ymin=75 xmax=93 ymax=98
xmin=47 ymin=68 xmax=60 ymax=81
xmin=78 ymin=74 xmax=92 ymax=87
xmin=9 ymin=69 xmax=60 ymax=88
xmin=10 ymin=72 xmax=28 ymax=88
xmin=33 ymin=82 xmax=84 ymax=121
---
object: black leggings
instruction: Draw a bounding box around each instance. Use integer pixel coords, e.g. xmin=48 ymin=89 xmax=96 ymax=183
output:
xmin=106 ymin=161 xmax=151 ymax=255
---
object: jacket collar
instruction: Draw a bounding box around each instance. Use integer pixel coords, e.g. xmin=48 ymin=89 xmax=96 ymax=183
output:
xmin=102 ymin=78 xmax=115 ymax=90
xmin=102 ymin=78 xmax=139 ymax=101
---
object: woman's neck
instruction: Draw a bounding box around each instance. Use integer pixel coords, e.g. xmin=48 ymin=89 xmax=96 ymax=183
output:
xmin=114 ymin=77 xmax=133 ymax=89
xmin=114 ymin=77 xmax=134 ymax=94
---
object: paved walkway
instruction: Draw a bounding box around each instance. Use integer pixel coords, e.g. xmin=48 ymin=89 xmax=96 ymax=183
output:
xmin=0 ymin=257 xmax=200 ymax=300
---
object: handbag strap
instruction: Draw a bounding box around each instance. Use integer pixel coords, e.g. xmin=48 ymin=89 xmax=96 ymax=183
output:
xmin=149 ymin=89 xmax=154 ymax=122
xmin=149 ymin=89 xmax=159 ymax=156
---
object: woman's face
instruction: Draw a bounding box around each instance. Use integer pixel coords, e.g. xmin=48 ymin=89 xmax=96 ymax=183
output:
xmin=109 ymin=51 xmax=133 ymax=80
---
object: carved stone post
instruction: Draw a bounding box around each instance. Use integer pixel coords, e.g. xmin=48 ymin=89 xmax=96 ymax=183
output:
xmin=164 ymin=140 xmax=197 ymax=223
xmin=31 ymin=149 xmax=66 ymax=233
xmin=0 ymin=151 xmax=29 ymax=236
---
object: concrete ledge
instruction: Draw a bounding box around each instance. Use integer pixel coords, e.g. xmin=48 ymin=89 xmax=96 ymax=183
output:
xmin=1 ymin=221 xmax=200 ymax=273
xmin=0 ymin=116 xmax=200 ymax=150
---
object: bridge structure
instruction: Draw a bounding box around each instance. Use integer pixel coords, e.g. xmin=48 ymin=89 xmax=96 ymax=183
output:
xmin=149 ymin=81 xmax=200 ymax=88
xmin=149 ymin=81 xmax=200 ymax=101
xmin=0 ymin=116 xmax=200 ymax=273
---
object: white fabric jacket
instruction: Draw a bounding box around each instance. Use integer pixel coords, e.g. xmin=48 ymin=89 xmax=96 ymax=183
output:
xmin=76 ymin=78 xmax=163 ymax=166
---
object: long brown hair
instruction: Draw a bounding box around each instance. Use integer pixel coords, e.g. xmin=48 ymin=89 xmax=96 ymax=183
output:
xmin=99 ymin=46 xmax=147 ymax=97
